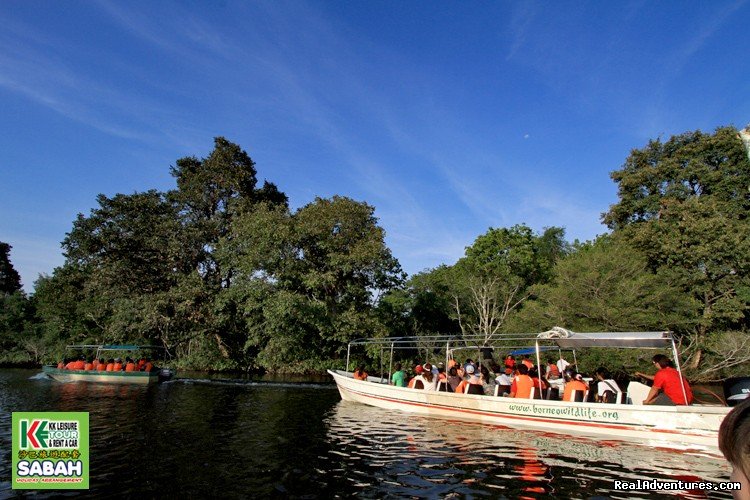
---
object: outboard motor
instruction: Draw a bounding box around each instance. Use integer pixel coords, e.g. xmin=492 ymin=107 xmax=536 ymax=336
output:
xmin=723 ymin=377 xmax=750 ymax=406
xmin=159 ymin=368 xmax=175 ymax=382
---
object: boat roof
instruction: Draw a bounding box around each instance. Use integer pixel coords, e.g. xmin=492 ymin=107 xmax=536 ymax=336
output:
xmin=348 ymin=328 xmax=675 ymax=350
xmin=66 ymin=344 xmax=165 ymax=351
xmin=537 ymin=329 xmax=673 ymax=349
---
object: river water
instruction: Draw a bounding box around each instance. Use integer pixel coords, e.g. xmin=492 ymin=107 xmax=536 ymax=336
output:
xmin=0 ymin=369 xmax=733 ymax=498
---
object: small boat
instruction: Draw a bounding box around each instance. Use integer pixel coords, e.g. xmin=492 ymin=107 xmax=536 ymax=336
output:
xmin=328 ymin=329 xmax=737 ymax=451
xmin=43 ymin=344 xmax=175 ymax=385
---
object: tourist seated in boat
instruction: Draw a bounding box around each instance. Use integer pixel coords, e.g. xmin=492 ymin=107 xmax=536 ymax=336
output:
xmin=446 ymin=366 xmax=462 ymax=392
xmin=143 ymin=359 xmax=153 ymax=372
xmin=418 ymin=363 xmax=437 ymax=391
xmin=594 ymin=367 xmax=620 ymax=403
xmin=57 ymin=360 xmax=65 ymax=369
xmin=137 ymin=358 xmax=146 ymax=371
xmin=718 ymin=398 xmax=750 ymax=496
xmin=634 ymin=354 xmax=693 ymax=405
xmin=495 ymin=367 xmax=513 ymax=386
xmin=353 ymin=365 xmax=368 ymax=381
xmin=97 ymin=358 xmax=107 ymax=371
xmin=437 ymin=363 xmax=447 ymax=381
xmin=454 ymin=364 xmax=483 ymax=393
xmin=105 ymin=358 xmax=115 ymax=371
xmin=479 ymin=365 xmax=496 ymax=395
xmin=521 ymin=355 xmax=534 ymax=370
xmin=407 ymin=364 xmax=424 ymax=388
xmin=391 ymin=363 xmax=406 ymax=387
xmin=504 ymin=355 xmax=516 ymax=370
xmin=556 ymin=356 xmax=571 ymax=374
xmin=562 ymin=370 xmax=589 ymax=402
xmin=84 ymin=358 xmax=94 ymax=371
xmin=113 ymin=358 xmax=124 ymax=371
xmin=529 ymin=368 xmax=549 ymax=396
xmin=545 ymin=358 xmax=561 ymax=380
xmin=125 ymin=357 xmax=137 ymax=372
xmin=509 ymin=364 xmax=534 ymax=399
xmin=66 ymin=357 xmax=85 ymax=370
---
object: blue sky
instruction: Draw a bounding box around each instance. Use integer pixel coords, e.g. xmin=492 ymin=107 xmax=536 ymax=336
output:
xmin=1 ymin=0 xmax=749 ymax=291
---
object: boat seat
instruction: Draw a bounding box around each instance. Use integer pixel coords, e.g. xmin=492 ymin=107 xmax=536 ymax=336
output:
xmin=413 ymin=380 xmax=424 ymax=390
xmin=530 ymin=387 xmax=544 ymax=399
xmin=547 ymin=387 xmax=560 ymax=400
xmin=494 ymin=384 xmax=511 ymax=397
xmin=569 ymin=390 xmax=585 ymax=402
xmin=437 ymin=380 xmax=450 ymax=392
xmin=465 ymin=384 xmax=484 ymax=395
xmin=601 ymin=390 xmax=626 ymax=404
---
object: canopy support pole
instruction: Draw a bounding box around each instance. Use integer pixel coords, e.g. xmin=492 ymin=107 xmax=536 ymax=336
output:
xmin=346 ymin=343 xmax=351 ymax=373
xmin=671 ymin=337 xmax=689 ymax=405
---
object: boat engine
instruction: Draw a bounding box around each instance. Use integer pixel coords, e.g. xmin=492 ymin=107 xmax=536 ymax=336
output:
xmin=723 ymin=376 xmax=750 ymax=406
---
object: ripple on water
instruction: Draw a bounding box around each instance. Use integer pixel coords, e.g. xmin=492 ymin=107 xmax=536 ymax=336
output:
xmin=0 ymin=369 xmax=734 ymax=498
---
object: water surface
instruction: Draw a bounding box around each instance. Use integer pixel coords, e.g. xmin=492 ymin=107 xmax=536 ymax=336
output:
xmin=0 ymin=369 xmax=732 ymax=498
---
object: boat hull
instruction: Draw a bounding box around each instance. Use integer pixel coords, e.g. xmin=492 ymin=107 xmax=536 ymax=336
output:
xmin=43 ymin=366 xmax=162 ymax=385
xmin=328 ymin=370 xmax=729 ymax=450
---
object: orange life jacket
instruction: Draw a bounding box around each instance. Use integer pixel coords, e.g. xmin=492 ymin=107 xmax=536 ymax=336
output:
xmin=97 ymin=363 xmax=107 ymax=371
xmin=144 ymin=362 xmax=153 ymax=372
xmin=512 ymin=374 xmax=534 ymax=398
xmin=125 ymin=362 xmax=136 ymax=372
xmin=84 ymin=363 xmax=93 ymax=371
xmin=113 ymin=362 xmax=123 ymax=371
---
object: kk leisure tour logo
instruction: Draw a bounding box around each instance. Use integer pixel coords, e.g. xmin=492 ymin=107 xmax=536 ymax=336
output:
xmin=12 ymin=412 xmax=89 ymax=489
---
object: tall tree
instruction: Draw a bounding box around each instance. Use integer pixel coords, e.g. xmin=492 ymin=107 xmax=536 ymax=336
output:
xmin=0 ymin=242 xmax=22 ymax=294
xmin=220 ymin=196 xmax=403 ymax=370
xmin=431 ymin=225 xmax=568 ymax=345
xmin=602 ymin=126 xmax=750 ymax=368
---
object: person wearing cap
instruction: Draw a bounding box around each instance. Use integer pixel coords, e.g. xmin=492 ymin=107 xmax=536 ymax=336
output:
xmin=454 ymin=364 xmax=482 ymax=393
xmin=420 ymin=363 xmax=437 ymax=391
xmin=113 ymin=358 xmax=123 ymax=371
xmin=408 ymin=364 xmax=424 ymax=388
xmin=562 ymin=370 xmax=589 ymax=402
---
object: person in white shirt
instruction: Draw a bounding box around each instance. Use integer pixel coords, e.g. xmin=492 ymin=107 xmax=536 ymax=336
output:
xmin=556 ymin=357 xmax=570 ymax=374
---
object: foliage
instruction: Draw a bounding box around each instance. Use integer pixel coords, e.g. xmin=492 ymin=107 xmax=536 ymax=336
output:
xmin=602 ymin=126 xmax=750 ymax=373
xmin=508 ymin=235 xmax=695 ymax=333
xmin=0 ymin=242 xmax=22 ymax=294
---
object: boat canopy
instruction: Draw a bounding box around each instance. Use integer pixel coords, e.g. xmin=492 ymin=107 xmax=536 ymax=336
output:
xmin=536 ymin=328 xmax=673 ymax=349
xmin=66 ymin=345 xmax=165 ymax=351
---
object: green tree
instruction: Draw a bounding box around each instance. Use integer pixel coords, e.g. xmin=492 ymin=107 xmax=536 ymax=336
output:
xmin=448 ymin=225 xmax=568 ymax=344
xmin=509 ymin=235 xmax=695 ymax=333
xmin=220 ymin=196 xmax=403 ymax=371
xmin=0 ymin=242 xmax=22 ymax=294
xmin=602 ymin=126 xmax=750 ymax=369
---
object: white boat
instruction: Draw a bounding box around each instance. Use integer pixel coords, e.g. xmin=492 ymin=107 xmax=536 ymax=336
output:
xmin=328 ymin=329 xmax=733 ymax=451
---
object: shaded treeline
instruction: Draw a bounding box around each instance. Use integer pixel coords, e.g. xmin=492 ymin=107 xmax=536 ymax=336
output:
xmin=2 ymin=127 xmax=749 ymax=379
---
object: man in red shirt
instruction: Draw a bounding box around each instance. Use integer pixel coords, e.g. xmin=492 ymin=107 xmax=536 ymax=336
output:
xmin=636 ymin=354 xmax=693 ymax=405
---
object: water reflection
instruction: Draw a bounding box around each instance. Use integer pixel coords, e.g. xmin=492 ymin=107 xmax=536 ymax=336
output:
xmin=324 ymin=400 xmax=732 ymax=498
xmin=0 ymin=369 xmax=733 ymax=498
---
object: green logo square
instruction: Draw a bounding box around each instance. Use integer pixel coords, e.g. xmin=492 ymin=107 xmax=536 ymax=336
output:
xmin=12 ymin=412 xmax=89 ymax=489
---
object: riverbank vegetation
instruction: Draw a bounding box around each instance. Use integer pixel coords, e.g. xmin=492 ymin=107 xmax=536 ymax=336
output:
xmin=2 ymin=126 xmax=749 ymax=380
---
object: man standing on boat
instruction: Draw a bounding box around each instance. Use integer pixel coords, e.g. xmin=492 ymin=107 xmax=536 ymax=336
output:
xmin=635 ymin=354 xmax=694 ymax=405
